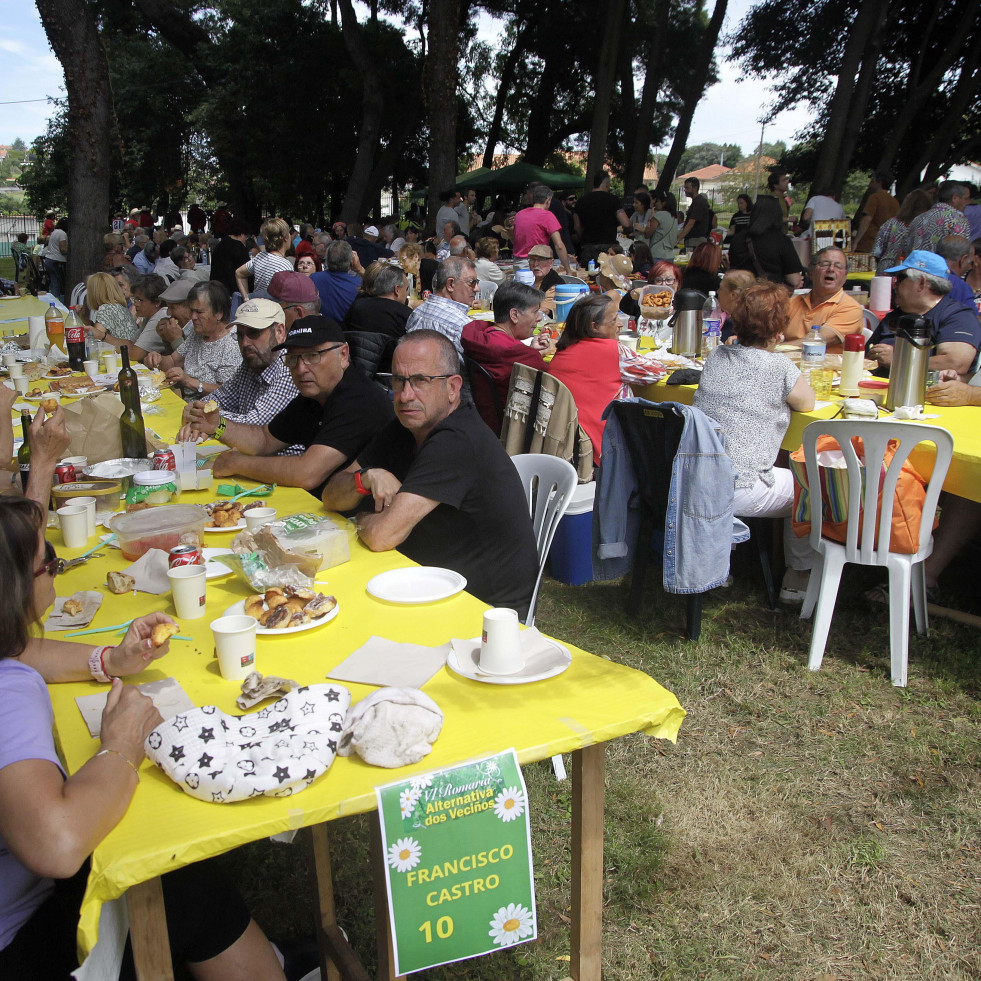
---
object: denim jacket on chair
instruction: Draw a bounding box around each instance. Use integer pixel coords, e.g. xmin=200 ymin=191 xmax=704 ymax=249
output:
xmin=592 ymin=398 xmax=747 ymax=593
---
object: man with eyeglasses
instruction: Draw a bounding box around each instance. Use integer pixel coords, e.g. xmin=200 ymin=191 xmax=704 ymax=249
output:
xmin=322 ymin=330 xmax=539 ymax=618
xmin=198 ymin=316 xmax=393 ymax=496
xmin=177 ymin=298 xmax=302 ymax=452
xmin=785 ymin=247 xmax=863 ymax=349
xmin=404 ymin=255 xmax=479 ymax=356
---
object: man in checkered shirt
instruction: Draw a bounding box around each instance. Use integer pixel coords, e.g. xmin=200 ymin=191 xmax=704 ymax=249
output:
xmin=178 ymin=298 xmax=303 ymax=454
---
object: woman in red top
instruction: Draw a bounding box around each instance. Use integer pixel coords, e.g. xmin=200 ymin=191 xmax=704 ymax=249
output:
xmin=547 ymin=292 xmax=621 ymax=464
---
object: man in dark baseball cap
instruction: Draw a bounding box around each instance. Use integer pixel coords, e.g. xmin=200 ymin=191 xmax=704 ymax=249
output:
xmin=267 ymin=271 xmax=322 ymax=328
xmin=203 ymin=315 xmax=394 ymax=497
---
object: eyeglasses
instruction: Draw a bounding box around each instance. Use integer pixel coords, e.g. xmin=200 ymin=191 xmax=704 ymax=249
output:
xmin=236 ymin=326 xmax=270 ymax=341
xmin=814 ymin=261 xmax=847 ymax=271
xmin=894 ymin=271 xmax=909 ymax=283
xmin=391 ymin=373 xmax=455 ymax=392
xmin=651 ymin=277 xmax=676 ymax=286
xmin=283 ymin=344 xmax=344 ymax=369
xmin=454 ymin=278 xmax=479 ymax=289
xmin=34 ymin=541 xmax=61 ymax=579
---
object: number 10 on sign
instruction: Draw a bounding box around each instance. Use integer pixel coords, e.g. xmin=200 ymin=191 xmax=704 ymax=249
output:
xmin=375 ymin=748 xmax=537 ymax=975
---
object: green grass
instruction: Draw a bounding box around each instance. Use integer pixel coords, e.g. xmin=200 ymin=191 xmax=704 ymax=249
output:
xmin=217 ymin=545 xmax=981 ymax=980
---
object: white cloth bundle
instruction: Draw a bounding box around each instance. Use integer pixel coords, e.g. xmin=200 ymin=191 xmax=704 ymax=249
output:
xmin=338 ymin=687 xmax=443 ymax=768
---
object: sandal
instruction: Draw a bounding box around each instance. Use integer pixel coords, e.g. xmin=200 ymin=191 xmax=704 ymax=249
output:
xmin=865 ymin=582 xmax=939 ymax=605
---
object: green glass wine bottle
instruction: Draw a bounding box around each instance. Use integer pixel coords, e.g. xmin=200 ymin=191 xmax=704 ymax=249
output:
xmin=118 ymin=345 xmax=147 ymax=458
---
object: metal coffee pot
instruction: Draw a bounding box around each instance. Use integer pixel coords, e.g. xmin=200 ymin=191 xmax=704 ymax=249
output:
xmin=886 ymin=314 xmax=934 ymax=410
xmin=668 ymin=289 xmax=708 ymax=357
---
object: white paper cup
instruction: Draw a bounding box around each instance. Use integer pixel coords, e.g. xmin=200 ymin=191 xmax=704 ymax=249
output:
xmin=211 ymin=614 xmax=258 ymax=680
xmin=14 ymin=376 xmax=29 ymax=394
xmin=167 ymin=565 xmax=207 ymax=620
xmin=72 ymin=496 xmax=97 ymax=538
xmin=83 ymin=360 xmax=99 ymax=377
xmin=103 ymin=353 xmax=119 ymax=373
xmin=57 ymin=505 xmax=89 ymax=548
xmin=61 ymin=455 xmax=88 ymax=469
xmin=244 ymin=507 xmax=277 ymax=532
xmin=479 ymin=608 xmax=524 ymax=675
xmin=8 ymin=364 xmax=24 ymax=379
xmin=2 ymin=353 xmax=17 ymax=367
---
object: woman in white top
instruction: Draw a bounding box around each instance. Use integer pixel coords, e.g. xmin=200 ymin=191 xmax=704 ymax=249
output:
xmin=473 ymin=237 xmax=506 ymax=284
xmin=234 ymin=218 xmax=293 ymax=297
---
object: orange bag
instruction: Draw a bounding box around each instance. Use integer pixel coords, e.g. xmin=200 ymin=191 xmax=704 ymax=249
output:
xmin=789 ymin=435 xmax=928 ymax=554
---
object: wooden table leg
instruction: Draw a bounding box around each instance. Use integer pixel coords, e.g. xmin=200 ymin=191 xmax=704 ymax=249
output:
xmin=571 ymin=743 xmax=606 ymax=981
xmin=309 ymin=823 xmax=371 ymax=981
xmin=127 ymin=877 xmax=173 ymax=981
xmin=370 ymin=819 xmax=406 ymax=981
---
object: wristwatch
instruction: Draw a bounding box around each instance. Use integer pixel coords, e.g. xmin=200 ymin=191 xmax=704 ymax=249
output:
xmin=197 ymin=379 xmax=203 ymax=394
xmin=354 ymin=468 xmax=372 ymax=496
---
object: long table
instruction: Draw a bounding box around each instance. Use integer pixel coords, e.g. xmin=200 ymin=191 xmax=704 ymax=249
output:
xmin=38 ymin=387 xmax=685 ymax=979
xmin=632 ymin=376 xmax=981 ymax=505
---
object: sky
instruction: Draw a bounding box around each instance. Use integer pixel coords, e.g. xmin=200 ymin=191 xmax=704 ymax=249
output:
xmin=0 ymin=0 xmax=811 ymax=160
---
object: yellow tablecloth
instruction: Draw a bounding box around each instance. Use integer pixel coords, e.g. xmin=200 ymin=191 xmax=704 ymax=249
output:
xmin=632 ymin=377 xmax=981 ymax=504
xmin=45 ymin=392 xmax=685 ymax=956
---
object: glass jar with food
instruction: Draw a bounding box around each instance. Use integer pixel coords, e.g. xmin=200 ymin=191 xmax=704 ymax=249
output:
xmin=127 ymin=470 xmax=180 ymax=509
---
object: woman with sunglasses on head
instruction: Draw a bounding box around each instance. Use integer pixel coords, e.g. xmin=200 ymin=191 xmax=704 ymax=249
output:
xmin=0 ymin=499 xmax=287 ymax=979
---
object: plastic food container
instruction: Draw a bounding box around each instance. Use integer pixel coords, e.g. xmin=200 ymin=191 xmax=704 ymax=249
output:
xmin=52 ymin=480 xmax=123 ymax=519
xmin=83 ymin=457 xmax=153 ymax=494
xmin=109 ymin=504 xmax=208 ymax=561
xmin=857 ymin=378 xmax=890 ymax=406
xmin=267 ymin=513 xmax=352 ymax=572
xmin=127 ymin=470 xmax=180 ymax=508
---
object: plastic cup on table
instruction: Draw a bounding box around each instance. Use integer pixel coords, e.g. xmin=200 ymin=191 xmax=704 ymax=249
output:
xmin=478 ymin=608 xmax=524 ymax=675
xmin=244 ymin=507 xmax=276 ymax=532
xmin=13 ymin=376 xmax=29 ymax=395
xmin=167 ymin=565 xmax=207 ymax=620
xmin=211 ymin=614 xmax=257 ymax=681
xmin=810 ymin=367 xmax=834 ymax=401
xmin=8 ymin=364 xmax=24 ymax=379
xmin=2 ymin=353 xmax=17 ymax=368
xmin=104 ymin=352 xmax=118 ymax=373
xmin=83 ymin=360 xmax=99 ymax=378
xmin=57 ymin=505 xmax=89 ymax=548
xmin=72 ymin=496 xmax=97 ymax=538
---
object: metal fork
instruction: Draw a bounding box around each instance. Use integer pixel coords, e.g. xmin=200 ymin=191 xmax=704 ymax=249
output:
xmin=59 ymin=552 xmax=105 ymax=572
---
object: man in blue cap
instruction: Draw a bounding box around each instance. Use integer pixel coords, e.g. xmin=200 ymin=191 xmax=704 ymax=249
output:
xmin=868 ymin=250 xmax=980 ymax=381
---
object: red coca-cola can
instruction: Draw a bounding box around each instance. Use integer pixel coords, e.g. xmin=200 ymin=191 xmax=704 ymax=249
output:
xmin=169 ymin=545 xmax=203 ymax=568
xmin=54 ymin=463 xmax=76 ymax=484
xmin=153 ymin=449 xmax=177 ymax=471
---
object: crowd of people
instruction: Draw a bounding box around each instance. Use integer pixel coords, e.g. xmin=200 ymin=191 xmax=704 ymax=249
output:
xmin=4 ymin=168 xmax=981 ymax=973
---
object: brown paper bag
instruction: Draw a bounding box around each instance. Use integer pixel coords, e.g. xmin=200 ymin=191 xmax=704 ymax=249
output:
xmin=61 ymin=394 xmax=165 ymax=464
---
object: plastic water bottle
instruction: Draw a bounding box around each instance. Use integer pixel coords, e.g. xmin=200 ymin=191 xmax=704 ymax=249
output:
xmin=702 ymin=291 xmax=721 ymax=354
xmin=801 ymin=324 xmax=826 ymax=383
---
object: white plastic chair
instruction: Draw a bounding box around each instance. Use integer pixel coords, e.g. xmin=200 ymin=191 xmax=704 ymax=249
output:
xmin=510 ymin=454 xmax=578 ymax=628
xmin=799 ymin=420 xmax=953 ymax=687
xmin=861 ymin=308 xmax=879 ymax=336
xmin=511 ymin=453 xmax=578 ymax=780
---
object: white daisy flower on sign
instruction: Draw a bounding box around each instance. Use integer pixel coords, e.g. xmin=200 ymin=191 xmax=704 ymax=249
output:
xmin=493 ymin=785 xmax=526 ymax=822
xmin=399 ymin=786 xmax=421 ymax=818
xmin=410 ymin=774 xmax=433 ymax=790
xmin=386 ymin=837 xmax=421 ymax=873
xmin=488 ymin=903 xmax=534 ymax=946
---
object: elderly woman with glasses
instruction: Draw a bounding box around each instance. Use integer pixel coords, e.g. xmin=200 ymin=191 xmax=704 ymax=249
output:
xmin=0 ymin=498 xmax=288 ymax=978
xmin=144 ymin=281 xmax=241 ymax=399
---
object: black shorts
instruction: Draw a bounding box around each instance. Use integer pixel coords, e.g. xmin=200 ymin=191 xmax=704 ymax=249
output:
xmin=0 ymin=859 xmax=252 ymax=979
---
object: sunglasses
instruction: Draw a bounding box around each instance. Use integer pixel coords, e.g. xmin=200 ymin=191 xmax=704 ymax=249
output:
xmin=894 ymin=272 xmax=909 ymax=283
xmin=34 ymin=540 xmax=61 ymax=579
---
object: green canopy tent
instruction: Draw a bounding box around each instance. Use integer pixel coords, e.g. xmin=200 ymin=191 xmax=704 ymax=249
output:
xmin=455 ymin=162 xmax=585 ymax=193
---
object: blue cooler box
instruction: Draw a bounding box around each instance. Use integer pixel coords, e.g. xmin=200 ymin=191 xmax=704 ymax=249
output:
xmin=548 ymin=481 xmax=595 ymax=585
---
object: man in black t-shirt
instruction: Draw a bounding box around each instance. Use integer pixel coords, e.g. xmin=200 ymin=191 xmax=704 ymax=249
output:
xmin=679 ymin=177 xmax=713 ymax=249
xmin=573 ymin=170 xmax=631 ymax=267
xmin=322 ymin=330 xmax=540 ymax=618
xmin=207 ymin=316 xmax=394 ymax=497
xmin=209 ymin=219 xmax=251 ymax=294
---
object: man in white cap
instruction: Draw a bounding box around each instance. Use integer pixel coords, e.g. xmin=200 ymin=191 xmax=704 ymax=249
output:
xmin=350 ymin=224 xmax=394 ymax=268
xmin=178 ymin=298 xmax=303 ymax=451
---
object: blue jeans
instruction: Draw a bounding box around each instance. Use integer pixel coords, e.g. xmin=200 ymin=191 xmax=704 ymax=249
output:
xmin=43 ymin=258 xmax=66 ymax=300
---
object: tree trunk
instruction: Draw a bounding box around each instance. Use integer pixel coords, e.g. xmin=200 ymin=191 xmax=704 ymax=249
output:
xmin=36 ymin=0 xmax=114 ymax=296
xmin=337 ymin=0 xmax=386 ymax=222
xmin=829 ymin=0 xmax=890 ymax=194
xmin=424 ymin=0 xmax=461 ymax=222
xmin=624 ymin=0 xmax=672 ymax=191
xmin=524 ymin=53 xmax=564 ymax=165
xmin=809 ymin=0 xmax=889 ymax=196
xmin=655 ymin=0 xmax=728 ymax=193
xmin=584 ymin=0 xmax=626 ymax=187
xmin=482 ymin=23 xmax=533 ymax=169
xmin=874 ymin=0 xmax=975 ymax=185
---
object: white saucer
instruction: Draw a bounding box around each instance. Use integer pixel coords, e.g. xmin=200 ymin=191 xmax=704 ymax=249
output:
xmin=446 ymin=636 xmax=572 ymax=685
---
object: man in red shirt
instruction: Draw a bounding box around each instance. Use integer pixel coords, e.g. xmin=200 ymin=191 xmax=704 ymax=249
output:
xmin=512 ymin=184 xmax=575 ymax=276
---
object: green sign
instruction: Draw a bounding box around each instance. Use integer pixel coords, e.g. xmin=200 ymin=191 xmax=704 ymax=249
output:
xmin=375 ymin=749 xmax=537 ymax=975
